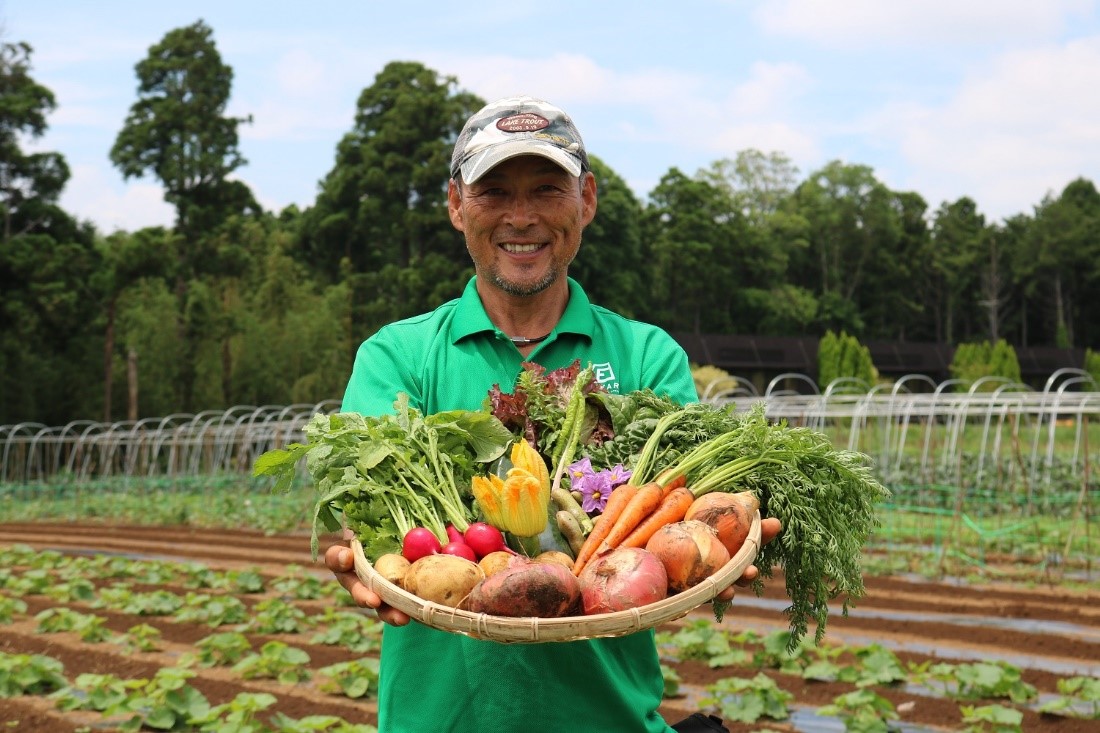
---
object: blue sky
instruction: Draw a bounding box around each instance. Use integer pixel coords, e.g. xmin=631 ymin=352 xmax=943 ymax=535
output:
xmin=7 ymin=0 xmax=1100 ymax=233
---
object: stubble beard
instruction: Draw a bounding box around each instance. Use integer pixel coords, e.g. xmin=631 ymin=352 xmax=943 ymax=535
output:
xmin=469 ymin=243 xmax=578 ymax=297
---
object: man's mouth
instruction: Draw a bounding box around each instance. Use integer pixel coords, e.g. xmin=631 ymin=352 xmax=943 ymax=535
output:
xmin=501 ymin=243 xmax=543 ymax=254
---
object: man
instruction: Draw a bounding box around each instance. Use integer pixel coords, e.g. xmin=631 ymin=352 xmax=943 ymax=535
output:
xmin=325 ymin=95 xmax=781 ymax=732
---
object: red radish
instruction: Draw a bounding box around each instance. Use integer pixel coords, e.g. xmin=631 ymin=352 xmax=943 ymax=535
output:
xmin=441 ymin=541 xmax=478 ymax=562
xmin=402 ymin=527 xmax=442 ymax=562
xmin=464 ymin=522 xmax=514 ymax=559
xmin=645 ymin=520 xmax=730 ymax=593
xmin=446 ymin=524 xmax=466 ymax=545
xmin=578 ymin=547 xmax=667 ymax=614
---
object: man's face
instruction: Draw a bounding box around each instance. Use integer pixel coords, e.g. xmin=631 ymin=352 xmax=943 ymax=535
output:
xmin=448 ymin=155 xmax=597 ymax=297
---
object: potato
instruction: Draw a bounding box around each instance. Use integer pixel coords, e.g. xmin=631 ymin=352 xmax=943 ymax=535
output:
xmin=373 ymin=553 xmax=411 ymax=588
xmin=478 ymin=550 xmax=515 ymax=577
xmin=467 ymin=556 xmax=580 ymax=618
xmin=534 ymin=550 xmax=575 ymax=570
xmin=403 ymin=554 xmax=485 ymax=608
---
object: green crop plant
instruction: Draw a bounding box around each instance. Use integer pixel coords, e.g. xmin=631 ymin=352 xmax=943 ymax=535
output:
xmin=244 ymin=597 xmax=312 ymax=634
xmin=175 ymin=592 xmax=249 ymax=626
xmin=818 ymin=689 xmax=900 ymax=732
xmin=700 ymin=672 xmax=794 ymax=724
xmin=193 ymin=631 xmax=253 ymax=667
xmin=0 ymin=594 xmax=27 ymax=623
xmin=231 ymin=640 xmax=311 ymax=684
xmin=1037 ymin=676 xmax=1100 ymax=720
xmin=309 ymin=608 xmax=383 ymax=654
xmin=316 ymin=658 xmax=381 ymax=699
xmin=0 ymin=651 xmax=68 ymax=697
xmin=958 ymin=703 xmax=1023 ymax=732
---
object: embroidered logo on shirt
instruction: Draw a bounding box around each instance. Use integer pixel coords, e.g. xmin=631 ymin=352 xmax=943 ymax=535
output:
xmin=592 ymin=362 xmax=619 ymax=393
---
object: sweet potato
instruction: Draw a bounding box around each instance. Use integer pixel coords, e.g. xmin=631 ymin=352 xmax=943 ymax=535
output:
xmin=467 ymin=556 xmax=581 ymax=618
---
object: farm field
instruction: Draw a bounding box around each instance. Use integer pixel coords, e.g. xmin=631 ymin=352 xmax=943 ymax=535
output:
xmin=0 ymin=522 xmax=1097 ymax=732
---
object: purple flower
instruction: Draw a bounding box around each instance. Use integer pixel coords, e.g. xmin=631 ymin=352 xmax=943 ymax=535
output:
xmin=575 ymin=471 xmax=612 ymax=513
xmin=605 ymin=464 xmax=632 ymax=488
xmin=567 ymin=457 xmax=595 ymax=484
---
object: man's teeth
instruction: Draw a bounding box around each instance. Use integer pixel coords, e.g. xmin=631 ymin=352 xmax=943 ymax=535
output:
xmin=503 ymin=243 xmax=541 ymax=253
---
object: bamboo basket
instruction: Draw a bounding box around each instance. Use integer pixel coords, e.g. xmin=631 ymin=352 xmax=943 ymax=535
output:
xmin=350 ymin=511 xmax=761 ymax=644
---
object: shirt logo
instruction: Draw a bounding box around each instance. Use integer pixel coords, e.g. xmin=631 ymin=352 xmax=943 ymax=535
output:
xmin=592 ymin=362 xmax=619 ymax=394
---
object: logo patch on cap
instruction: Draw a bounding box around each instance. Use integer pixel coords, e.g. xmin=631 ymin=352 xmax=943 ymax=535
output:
xmin=496 ymin=113 xmax=550 ymax=133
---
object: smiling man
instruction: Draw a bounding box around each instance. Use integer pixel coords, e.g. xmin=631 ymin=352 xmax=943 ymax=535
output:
xmin=327 ymin=95 xmax=781 ymax=733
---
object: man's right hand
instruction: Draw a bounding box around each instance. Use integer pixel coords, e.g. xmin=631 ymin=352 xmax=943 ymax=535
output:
xmin=324 ymin=537 xmax=411 ymax=626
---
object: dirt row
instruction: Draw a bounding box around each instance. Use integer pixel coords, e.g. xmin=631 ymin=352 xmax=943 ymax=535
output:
xmin=1 ymin=522 xmax=1098 ymax=732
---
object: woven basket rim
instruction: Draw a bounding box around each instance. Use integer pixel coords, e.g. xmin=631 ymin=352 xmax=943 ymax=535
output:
xmin=351 ymin=511 xmax=761 ymax=644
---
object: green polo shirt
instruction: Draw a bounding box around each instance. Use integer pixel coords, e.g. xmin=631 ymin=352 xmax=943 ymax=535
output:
xmin=341 ymin=276 xmax=696 ymax=733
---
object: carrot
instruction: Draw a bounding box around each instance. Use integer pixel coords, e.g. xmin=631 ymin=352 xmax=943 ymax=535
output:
xmin=571 ymin=483 xmax=637 ymax=575
xmin=652 ymin=468 xmax=687 ymax=496
xmin=617 ymin=485 xmax=696 ymax=549
xmin=596 ymin=481 xmax=666 ymax=553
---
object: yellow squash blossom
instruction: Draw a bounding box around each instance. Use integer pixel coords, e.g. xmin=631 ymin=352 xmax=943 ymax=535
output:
xmin=471 ymin=440 xmax=551 ymax=538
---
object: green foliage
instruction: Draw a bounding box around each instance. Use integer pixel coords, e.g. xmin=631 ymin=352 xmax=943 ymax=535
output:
xmin=1037 ymin=676 xmax=1100 ymax=719
xmin=316 ymin=658 xmax=381 ymax=699
xmin=244 ymin=598 xmax=312 ymax=634
xmin=1085 ymin=349 xmax=1100 ymax=388
xmin=110 ymin=20 xmax=253 ymax=235
xmin=231 ymin=640 xmax=311 ymax=684
xmin=0 ymin=651 xmax=67 ymax=697
xmin=958 ymin=703 xmax=1023 ymax=732
xmin=817 ymin=329 xmax=878 ymax=389
xmin=700 ymin=672 xmax=794 ymax=723
xmin=922 ymin=661 xmax=1036 ymax=703
xmin=818 ymin=689 xmax=900 ymax=733
xmin=189 ymin=691 xmax=277 ymax=733
xmin=194 ymin=631 xmax=253 ymax=667
xmin=692 ymin=364 xmax=738 ymax=400
xmin=308 ymin=608 xmax=383 ymax=654
xmin=949 ymin=340 xmax=1023 ymax=390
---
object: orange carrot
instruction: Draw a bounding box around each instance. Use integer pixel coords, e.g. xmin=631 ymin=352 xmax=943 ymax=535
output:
xmin=618 ymin=486 xmax=695 ymax=549
xmin=597 ymin=481 xmax=666 ymax=552
xmin=572 ymin=483 xmax=638 ymax=575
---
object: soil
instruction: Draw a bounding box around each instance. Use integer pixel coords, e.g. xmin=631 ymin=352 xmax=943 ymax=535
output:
xmin=0 ymin=522 xmax=1097 ymax=733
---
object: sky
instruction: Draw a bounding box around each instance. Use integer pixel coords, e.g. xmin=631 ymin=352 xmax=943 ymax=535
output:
xmin=5 ymin=0 xmax=1100 ymax=234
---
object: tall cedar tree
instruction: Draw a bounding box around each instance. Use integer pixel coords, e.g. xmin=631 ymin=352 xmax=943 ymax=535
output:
xmin=110 ymin=19 xmax=256 ymax=410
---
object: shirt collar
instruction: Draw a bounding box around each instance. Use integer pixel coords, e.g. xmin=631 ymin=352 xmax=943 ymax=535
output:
xmin=451 ymin=276 xmax=594 ymax=344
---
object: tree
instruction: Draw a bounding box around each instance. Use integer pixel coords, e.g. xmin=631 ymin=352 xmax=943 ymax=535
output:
xmin=929 ymin=197 xmax=987 ymax=343
xmin=570 ymin=156 xmax=649 ymax=318
xmin=644 ymin=168 xmax=747 ymax=333
xmin=0 ymin=41 xmax=70 ymax=242
xmin=110 ymin=19 xmax=256 ymax=237
xmin=697 ymin=149 xmax=799 ymax=228
xmin=110 ymin=20 xmax=260 ymax=410
xmin=300 ymin=61 xmax=482 ymax=343
xmin=786 ymin=161 xmax=903 ymax=335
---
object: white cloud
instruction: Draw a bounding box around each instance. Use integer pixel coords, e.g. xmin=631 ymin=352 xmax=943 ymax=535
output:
xmin=755 ymin=0 xmax=1095 ymax=46
xmin=868 ymin=36 xmax=1100 ymax=217
xmin=60 ymin=164 xmax=174 ymax=233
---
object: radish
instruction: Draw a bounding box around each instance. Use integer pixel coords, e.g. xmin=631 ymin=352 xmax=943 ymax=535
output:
xmin=446 ymin=524 xmax=466 ymax=545
xmin=402 ymin=527 xmax=442 ymax=562
xmin=441 ymin=541 xmax=478 ymax=562
xmin=464 ymin=522 xmax=514 ymax=559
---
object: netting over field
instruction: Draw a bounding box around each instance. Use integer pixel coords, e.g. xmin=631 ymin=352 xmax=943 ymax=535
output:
xmin=2 ymin=371 xmax=1096 ymax=579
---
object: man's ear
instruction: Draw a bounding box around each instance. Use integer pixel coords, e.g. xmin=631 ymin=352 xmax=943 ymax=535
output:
xmin=581 ymin=171 xmax=598 ymax=227
xmin=448 ymin=179 xmax=465 ymax=232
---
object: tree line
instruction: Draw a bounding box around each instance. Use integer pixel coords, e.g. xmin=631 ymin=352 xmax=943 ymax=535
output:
xmin=3 ymin=20 xmax=1099 ymax=426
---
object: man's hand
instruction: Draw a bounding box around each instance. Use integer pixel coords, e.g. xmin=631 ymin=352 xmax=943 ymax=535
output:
xmin=324 ymin=531 xmax=411 ymax=626
xmin=714 ymin=516 xmax=782 ymax=603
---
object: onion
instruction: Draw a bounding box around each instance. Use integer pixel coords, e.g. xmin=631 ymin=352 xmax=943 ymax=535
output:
xmin=578 ymin=547 xmax=667 ymax=614
xmin=685 ymin=491 xmax=759 ymax=556
xmin=645 ymin=520 xmax=730 ymax=593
